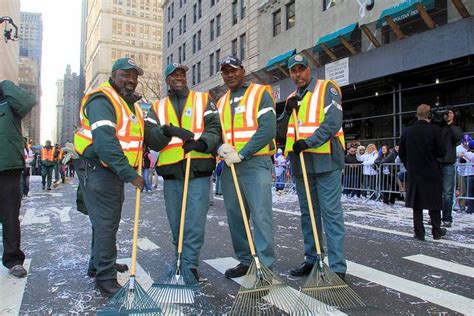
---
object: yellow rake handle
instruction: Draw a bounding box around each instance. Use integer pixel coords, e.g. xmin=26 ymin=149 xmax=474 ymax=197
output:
xmin=177 ymin=154 xmax=192 ymax=255
xmin=292 ymin=110 xmax=323 ymax=256
xmin=130 ymin=152 xmax=143 ymax=276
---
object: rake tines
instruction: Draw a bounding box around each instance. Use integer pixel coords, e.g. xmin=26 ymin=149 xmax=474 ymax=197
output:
xmin=302 ymin=262 xmax=366 ymax=312
xmin=229 ymin=260 xmax=313 ymax=316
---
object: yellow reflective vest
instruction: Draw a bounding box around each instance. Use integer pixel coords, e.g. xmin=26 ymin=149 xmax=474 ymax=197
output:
xmin=153 ymin=91 xmax=213 ymax=167
xmin=73 ymin=82 xmax=144 ymax=167
xmin=284 ymin=80 xmax=345 ymax=156
xmin=217 ymin=83 xmax=276 ymax=156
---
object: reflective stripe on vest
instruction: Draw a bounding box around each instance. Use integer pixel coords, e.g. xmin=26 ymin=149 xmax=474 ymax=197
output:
xmin=41 ymin=148 xmax=54 ymax=161
xmin=217 ymin=83 xmax=276 ymax=157
xmin=154 ymin=91 xmax=213 ymax=167
xmin=73 ymin=82 xmax=144 ymax=167
xmin=284 ymin=80 xmax=345 ymax=156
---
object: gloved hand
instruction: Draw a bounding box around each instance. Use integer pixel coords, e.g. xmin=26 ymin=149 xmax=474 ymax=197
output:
xmin=224 ymin=151 xmax=242 ymax=166
xmin=162 ymin=124 xmax=195 ymax=141
xmin=131 ymin=175 xmax=145 ymax=191
xmin=285 ymin=96 xmax=299 ymax=115
xmin=293 ymin=139 xmax=309 ymax=155
xmin=217 ymin=143 xmax=236 ymax=158
xmin=182 ymin=140 xmax=207 ymax=154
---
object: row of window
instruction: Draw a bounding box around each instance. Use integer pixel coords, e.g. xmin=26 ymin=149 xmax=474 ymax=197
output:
xmin=112 ymin=19 xmax=161 ymax=40
xmin=112 ymin=6 xmax=161 ymax=20
xmin=167 ymin=13 xmax=221 ymax=49
xmin=113 ymin=0 xmax=160 ymax=11
xmin=231 ymin=0 xmax=246 ymax=25
xmin=272 ymin=1 xmax=295 ymax=37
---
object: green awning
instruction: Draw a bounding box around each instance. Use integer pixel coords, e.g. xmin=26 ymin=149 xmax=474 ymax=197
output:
xmin=376 ymin=0 xmax=435 ymax=28
xmin=313 ymin=23 xmax=358 ymax=52
xmin=266 ymin=49 xmax=296 ymax=69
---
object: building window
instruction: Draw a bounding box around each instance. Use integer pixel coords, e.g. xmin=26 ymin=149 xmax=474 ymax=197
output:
xmin=216 ymin=14 xmax=221 ymax=37
xmin=232 ymin=0 xmax=238 ymax=25
xmin=209 ymin=53 xmax=214 ymax=76
xmin=167 ymin=31 xmax=170 ymax=47
xmin=193 ymin=34 xmax=197 ymax=53
xmin=193 ymin=4 xmax=197 ymax=23
xmin=273 ymin=9 xmax=281 ymax=36
xmin=231 ymin=38 xmax=237 ymax=57
xmin=170 ymin=53 xmax=174 ymax=63
xmin=198 ymin=0 xmax=202 ymax=18
xmin=197 ymin=61 xmax=201 ymax=83
xmin=179 ymin=18 xmax=182 ymax=35
xmin=183 ymin=14 xmax=187 ymax=33
xmin=180 ymin=0 xmax=183 ymax=8
xmin=211 ymin=0 xmax=215 ymax=7
xmin=179 ymin=46 xmax=182 ymax=63
xmin=182 ymin=43 xmax=186 ymax=61
xmin=239 ymin=33 xmax=246 ymax=60
xmin=192 ymin=64 xmax=196 ymax=85
xmin=215 ymin=49 xmax=221 ymax=72
xmin=171 ymin=2 xmax=174 ymax=18
xmin=240 ymin=0 xmax=246 ymax=19
xmin=171 ymin=27 xmax=174 ymax=45
xmin=167 ymin=6 xmax=171 ymax=22
xmin=210 ymin=19 xmax=215 ymax=41
xmin=197 ymin=30 xmax=201 ymax=50
xmin=286 ymin=1 xmax=295 ymax=29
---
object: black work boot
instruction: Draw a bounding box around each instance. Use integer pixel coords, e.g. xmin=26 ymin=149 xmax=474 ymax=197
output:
xmin=95 ymin=279 xmax=122 ymax=297
xmin=225 ymin=263 xmax=249 ymax=279
xmin=290 ymin=262 xmax=314 ymax=277
xmin=190 ymin=268 xmax=208 ymax=284
xmin=87 ymin=263 xmax=129 ymax=277
xmin=336 ymin=272 xmax=346 ymax=282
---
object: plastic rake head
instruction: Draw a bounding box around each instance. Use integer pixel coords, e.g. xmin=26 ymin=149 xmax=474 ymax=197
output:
xmin=302 ymin=263 xmax=366 ymax=312
xmin=229 ymin=260 xmax=313 ymax=316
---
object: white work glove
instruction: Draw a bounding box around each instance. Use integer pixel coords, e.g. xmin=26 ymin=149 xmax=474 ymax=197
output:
xmin=217 ymin=143 xmax=236 ymax=158
xmin=224 ymin=151 xmax=242 ymax=166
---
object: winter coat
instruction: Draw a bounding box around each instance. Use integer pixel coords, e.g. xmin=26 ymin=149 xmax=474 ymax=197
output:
xmin=0 ymin=80 xmax=36 ymax=172
xmin=438 ymin=123 xmax=463 ymax=164
xmin=399 ymin=120 xmax=446 ymax=210
xmin=356 ymin=151 xmax=378 ymax=175
xmin=375 ymin=150 xmax=397 ymax=175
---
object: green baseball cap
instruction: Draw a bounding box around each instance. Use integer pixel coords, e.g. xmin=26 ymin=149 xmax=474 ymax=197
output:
xmin=164 ymin=63 xmax=189 ymax=78
xmin=112 ymin=58 xmax=144 ymax=76
xmin=287 ymin=54 xmax=308 ymax=70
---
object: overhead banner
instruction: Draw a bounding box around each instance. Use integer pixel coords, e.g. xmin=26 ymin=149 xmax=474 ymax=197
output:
xmin=325 ymin=57 xmax=349 ymax=86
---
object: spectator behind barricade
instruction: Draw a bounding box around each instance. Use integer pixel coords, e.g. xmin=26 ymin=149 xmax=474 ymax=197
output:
xmin=274 ymin=148 xmax=286 ymax=193
xmin=142 ymin=147 xmax=153 ymax=192
xmin=461 ymin=139 xmax=474 ymax=214
xmin=21 ymin=141 xmax=34 ymax=198
xmin=395 ymin=147 xmax=407 ymax=197
xmin=357 ymin=143 xmax=378 ymax=198
xmin=344 ymin=146 xmax=361 ymax=197
xmin=456 ymin=134 xmax=471 ymax=212
xmin=214 ymin=160 xmax=223 ymax=196
xmin=375 ymin=144 xmax=397 ymax=204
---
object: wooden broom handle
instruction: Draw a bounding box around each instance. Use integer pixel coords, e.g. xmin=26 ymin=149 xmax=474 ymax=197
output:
xmin=130 ymin=152 xmax=143 ymax=276
xmin=292 ymin=110 xmax=323 ymax=256
xmin=177 ymin=154 xmax=192 ymax=255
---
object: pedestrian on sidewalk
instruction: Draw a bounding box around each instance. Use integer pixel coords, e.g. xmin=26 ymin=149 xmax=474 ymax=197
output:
xmin=41 ymin=140 xmax=55 ymax=190
xmin=216 ymin=56 xmax=277 ymax=279
xmin=399 ymin=104 xmax=447 ymax=240
xmin=151 ymin=63 xmax=221 ymax=282
xmin=21 ymin=141 xmax=34 ymax=198
xmin=276 ymin=54 xmax=347 ymax=281
xmin=73 ymin=57 xmax=170 ymax=297
xmin=0 ymin=79 xmax=36 ymax=278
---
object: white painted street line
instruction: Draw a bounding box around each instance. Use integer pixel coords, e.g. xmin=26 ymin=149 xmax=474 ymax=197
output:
xmin=403 ymin=254 xmax=474 ymax=278
xmin=345 ymin=259 xmax=474 ymax=315
xmin=30 ymin=192 xmax=63 ymax=197
xmin=116 ymin=258 xmax=154 ymax=290
xmin=21 ymin=208 xmax=50 ymax=225
xmin=204 ymin=257 xmax=346 ymax=316
xmin=0 ymin=259 xmax=31 ymax=315
xmin=344 ymin=222 xmax=474 ymax=250
xmin=138 ymin=237 xmax=160 ymax=251
xmin=47 ymin=206 xmax=72 ymax=222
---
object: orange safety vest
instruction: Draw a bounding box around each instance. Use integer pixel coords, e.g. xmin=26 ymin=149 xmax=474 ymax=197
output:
xmin=217 ymin=83 xmax=276 ymax=156
xmin=284 ymin=79 xmax=345 ymax=156
xmin=73 ymin=82 xmax=144 ymax=167
xmin=55 ymin=148 xmax=63 ymax=161
xmin=152 ymin=91 xmax=213 ymax=167
xmin=41 ymin=148 xmax=54 ymax=161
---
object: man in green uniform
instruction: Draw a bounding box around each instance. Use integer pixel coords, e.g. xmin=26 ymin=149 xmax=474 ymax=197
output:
xmin=73 ymin=58 xmax=177 ymax=297
xmin=277 ymin=54 xmax=347 ymax=281
xmin=216 ymin=56 xmax=276 ymax=278
xmin=0 ymin=80 xmax=36 ymax=278
xmin=153 ymin=63 xmax=221 ymax=282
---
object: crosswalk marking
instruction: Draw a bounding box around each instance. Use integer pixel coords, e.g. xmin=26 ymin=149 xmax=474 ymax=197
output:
xmin=403 ymin=254 xmax=474 ymax=278
xmin=138 ymin=237 xmax=160 ymax=251
xmin=204 ymin=257 xmax=347 ymax=316
xmin=116 ymin=258 xmax=154 ymax=290
xmin=0 ymin=259 xmax=31 ymax=314
xmin=344 ymin=259 xmax=474 ymax=315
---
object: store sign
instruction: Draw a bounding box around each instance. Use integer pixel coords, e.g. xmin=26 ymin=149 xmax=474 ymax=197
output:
xmin=272 ymin=85 xmax=281 ymax=102
xmin=325 ymin=57 xmax=349 ymax=86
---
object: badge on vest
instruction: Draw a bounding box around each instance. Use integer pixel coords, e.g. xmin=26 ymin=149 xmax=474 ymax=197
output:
xmin=130 ymin=114 xmax=138 ymax=124
xmin=297 ymin=119 xmax=303 ymax=126
xmin=185 ymin=108 xmax=192 ymax=117
xmin=235 ymin=105 xmax=245 ymax=114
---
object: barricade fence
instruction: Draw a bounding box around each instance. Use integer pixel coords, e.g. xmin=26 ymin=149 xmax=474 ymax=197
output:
xmin=454 ymin=162 xmax=474 ymax=214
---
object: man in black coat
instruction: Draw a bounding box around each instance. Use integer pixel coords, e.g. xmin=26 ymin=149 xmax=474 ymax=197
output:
xmin=399 ymin=104 xmax=447 ymax=240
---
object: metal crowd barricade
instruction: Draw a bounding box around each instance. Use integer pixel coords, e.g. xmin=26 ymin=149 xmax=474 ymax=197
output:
xmin=272 ymin=164 xmax=296 ymax=194
xmin=377 ymin=163 xmax=406 ymax=202
xmin=454 ymin=162 xmax=474 ymax=213
xmin=342 ymin=163 xmax=379 ymax=201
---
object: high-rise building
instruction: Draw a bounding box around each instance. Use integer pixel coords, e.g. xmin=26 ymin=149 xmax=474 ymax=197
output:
xmin=19 ymin=12 xmax=43 ymax=145
xmin=60 ymin=65 xmax=80 ymax=145
xmin=0 ymin=0 xmax=20 ymax=82
xmin=82 ymin=0 xmax=164 ymax=101
xmin=55 ymin=79 xmax=65 ymax=144
xmin=161 ymin=0 xmax=259 ymax=94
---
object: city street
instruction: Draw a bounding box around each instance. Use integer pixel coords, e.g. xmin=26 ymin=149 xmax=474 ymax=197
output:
xmin=1 ymin=176 xmax=473 ymax=315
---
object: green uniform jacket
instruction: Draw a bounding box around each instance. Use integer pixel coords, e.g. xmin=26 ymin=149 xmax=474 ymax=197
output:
xmin=80 ymin=84 xmax=169 ymax=182
xmin=277 ymin=77 xmax=344 ymax=175
xmin=0 ymin=80 xmax=36 ymax=172
xmin=156 ymin=88 xmax=222 ymax=180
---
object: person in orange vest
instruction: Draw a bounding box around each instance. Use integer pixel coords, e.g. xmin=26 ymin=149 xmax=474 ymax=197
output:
xmin=41 ymin=140 xmax=55 ymax=190
xmin=277 ymin=54 xmax=347 ymax=281
xmin=53 ymin=143 xmax=65 ymax=184
xmin=216 ymin=56 xmax=277 ymax=278
xmin=152 ymin=63 xmax=221 ymax=282
xmin=73 ymin=58 xmax=172 ymax=297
